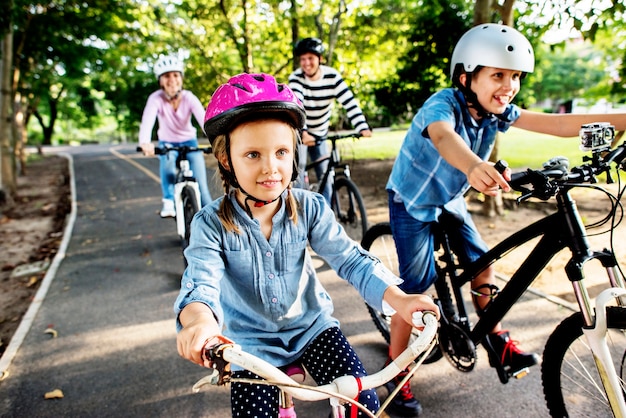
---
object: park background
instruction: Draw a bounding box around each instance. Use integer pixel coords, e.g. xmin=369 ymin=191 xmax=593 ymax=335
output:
xmin=1 ymin=0 xmax=625 ymax=200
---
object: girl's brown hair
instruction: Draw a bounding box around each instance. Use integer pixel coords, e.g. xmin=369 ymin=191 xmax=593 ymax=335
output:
xmin=212 ymin=121 xmax=301 ymax=234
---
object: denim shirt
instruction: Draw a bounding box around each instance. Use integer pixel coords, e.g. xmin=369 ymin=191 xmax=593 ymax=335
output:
xmin=174 ymin=189 xmax=400 ymax=368
xmin=386 ymin=88 xmax=521 ymax=222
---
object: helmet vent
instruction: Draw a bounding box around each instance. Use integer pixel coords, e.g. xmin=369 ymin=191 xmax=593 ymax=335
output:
xmin=252 ymin=74 xmax=265 ymax=82
xmin=232 ymin=83 xmax=249 ymax=92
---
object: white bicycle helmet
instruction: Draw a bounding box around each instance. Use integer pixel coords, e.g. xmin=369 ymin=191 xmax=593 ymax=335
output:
xmin=154 ymin=55 xmax=185 ymax=80
xmin=450 ymin=24 xmax=534 ymax=80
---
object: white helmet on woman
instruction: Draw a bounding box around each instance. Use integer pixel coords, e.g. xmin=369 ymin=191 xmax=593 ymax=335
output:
xmin=154 ymin=55 xmax=185 ymax=80
xmin=450 ymin=23 xmax=534 ymax=81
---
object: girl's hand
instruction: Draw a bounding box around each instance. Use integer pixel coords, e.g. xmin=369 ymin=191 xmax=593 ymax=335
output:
xmin=467 ymin=161 xmax=511 ymax=196
xmin=398 ymin=294 xmax=440 ymax=329
xmin=177 ymin=305 xmax=221 ymax=367
xmin=384 ymin=286 xmax=440 ymax=327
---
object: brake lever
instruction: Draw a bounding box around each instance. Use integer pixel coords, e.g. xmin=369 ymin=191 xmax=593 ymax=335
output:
xmin=203 ymin=335 xmax=236 ymax=386
xmin=516 ymin=191 xmax=534 ymax=204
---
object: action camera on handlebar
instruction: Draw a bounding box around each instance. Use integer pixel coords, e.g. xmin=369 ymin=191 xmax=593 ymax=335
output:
xmin=579 ymin=122 xmax=615 ymax=152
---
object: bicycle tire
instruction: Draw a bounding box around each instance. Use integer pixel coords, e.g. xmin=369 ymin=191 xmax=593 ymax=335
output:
xmin=542 ymin=306 xmax=626 ymax=417
xmin=361 ymin=223 xmax=396 ymax=343
xmin=180 ymin=185 xmax=200 ymax=253
xmin=361 ymin=222 xmax=444 ymax=364
xmin=331 ymin=177 xmax=368 ymax=242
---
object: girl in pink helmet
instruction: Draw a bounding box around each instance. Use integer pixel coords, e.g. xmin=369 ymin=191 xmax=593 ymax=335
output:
xmin=174 ymin=73 xmax=439 ymax=417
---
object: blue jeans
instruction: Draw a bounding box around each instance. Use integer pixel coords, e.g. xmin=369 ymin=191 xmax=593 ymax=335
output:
xmin=295 ymin=142 xmax=332 ymax=203
xmin=388 ymin=191 xmax=488 ymax=294
xmin=158 ymin=139 xmax=212 ymax=207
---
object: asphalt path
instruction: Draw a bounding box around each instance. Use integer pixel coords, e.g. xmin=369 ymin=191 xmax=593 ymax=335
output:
xmin=0 ymin=143 xmax=579 ymax=417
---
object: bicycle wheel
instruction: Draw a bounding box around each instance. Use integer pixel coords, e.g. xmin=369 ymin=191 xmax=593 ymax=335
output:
xmin=361 ymin=223 xmax=397 ymax=343
xmin=361 ymin=222 xmax=443 ymax=364
xmin=542 ymin=306 xmax=626 ymax=417
xmin=331 ymin=177 xmax=368 ymax=242
xmin=180 ymin=185 xmax=200 ymax=252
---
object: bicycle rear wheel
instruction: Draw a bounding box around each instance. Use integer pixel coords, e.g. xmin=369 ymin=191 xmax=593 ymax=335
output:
xmin=542 ymin=306 xmax=626 ymax=417
xmin=331 ymin=177 xmax=368 ymax=242
xmin=180 ymin=185 xmax=200 ymax=254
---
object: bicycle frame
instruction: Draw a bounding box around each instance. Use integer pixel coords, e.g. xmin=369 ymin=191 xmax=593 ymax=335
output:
xmin=305 ymin=134 xmax=354 ymax=195
xmin=446 ymin=187 xmax=624 ymax=343
xmin=140 ymin=144 xmax=210 ymax=256
xmin=433 ymin=160 xmax=626 ymax=414
xmin=304 ymin=133 xmax=368 ymax=242
xmin=194 ymin=312 xmax=438 ymax=418
xmin=363 ymin=137 xmax=626 ymax=416
xmin=173 ymin=158 xmax=201 ymax=240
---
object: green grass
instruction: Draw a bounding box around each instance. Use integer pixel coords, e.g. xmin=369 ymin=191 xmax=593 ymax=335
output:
xmin=343 ymin=127 xmax=588 ymax=169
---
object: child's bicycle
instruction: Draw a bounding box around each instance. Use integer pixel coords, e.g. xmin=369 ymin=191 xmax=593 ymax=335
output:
xmin=361 ymin=123 xmax=626 ymax=417
xmin=304 ymin=132 xmax=368 ymax=242
xmin=192 ymin=311 xmax=438 ymax=418
xmin=137 ymin=145 xmax=212 ymax=256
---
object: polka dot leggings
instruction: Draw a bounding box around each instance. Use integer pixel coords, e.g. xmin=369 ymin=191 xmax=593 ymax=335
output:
xmin=230 ymin=327 xmax=380 ymax=417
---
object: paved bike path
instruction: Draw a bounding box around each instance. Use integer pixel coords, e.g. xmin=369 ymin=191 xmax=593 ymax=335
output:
xmin=0 ymin=144 xmax=566 ymax=417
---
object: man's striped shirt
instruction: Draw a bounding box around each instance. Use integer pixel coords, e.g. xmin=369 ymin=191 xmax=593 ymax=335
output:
xmin=288 ymin=65 xmax=369 ymax=136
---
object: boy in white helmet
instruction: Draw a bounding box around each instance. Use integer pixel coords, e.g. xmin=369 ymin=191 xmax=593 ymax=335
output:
xmin=138 ymin=54 xmax=212 ymax=217
xmin=385 ymin=24 xmax=626 ymax=417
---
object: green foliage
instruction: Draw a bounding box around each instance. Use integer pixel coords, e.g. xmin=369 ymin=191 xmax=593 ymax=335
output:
xmin=532 ymin=41 xmax=607 ymax=107
xmin=372 ymin=0 xmax=472 ymax=125
xmin=4 ymin=0 xmax=626 ymax=146
xmin=11 ymin=0 xmax=137 ymax=144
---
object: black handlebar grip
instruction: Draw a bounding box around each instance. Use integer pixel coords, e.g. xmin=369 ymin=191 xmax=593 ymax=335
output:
xmin=494 ymin=160 xmax=509 ymax=174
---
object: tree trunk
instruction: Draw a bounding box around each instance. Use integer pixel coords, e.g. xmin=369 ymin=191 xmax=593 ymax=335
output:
xmin=290 ymin=0 xmax=299 ymax=72
xmin=473 ymin=0 xmax=517 ymax=217
xmin=1 ymin=26 xmax=16 ymax=202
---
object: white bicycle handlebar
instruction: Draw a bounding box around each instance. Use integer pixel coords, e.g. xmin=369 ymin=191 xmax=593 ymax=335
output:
xmin=193 ymin=311 xmax=438 ymax=404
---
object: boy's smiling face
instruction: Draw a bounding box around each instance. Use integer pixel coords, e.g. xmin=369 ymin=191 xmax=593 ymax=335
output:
xmin=461 ymin=67 xmax=522 ymax=118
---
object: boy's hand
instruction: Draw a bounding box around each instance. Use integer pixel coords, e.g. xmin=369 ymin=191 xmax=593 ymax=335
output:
xmin=467 ymin=161 xmax=511 ymax=196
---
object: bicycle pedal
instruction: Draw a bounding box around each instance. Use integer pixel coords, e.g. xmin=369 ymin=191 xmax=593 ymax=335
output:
xmin=511 ymin=367 xmax=530 ymax=380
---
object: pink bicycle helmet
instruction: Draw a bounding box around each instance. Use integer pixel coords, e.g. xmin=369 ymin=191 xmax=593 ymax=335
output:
xmin=204 ymin=73 xmax=305 ymax=144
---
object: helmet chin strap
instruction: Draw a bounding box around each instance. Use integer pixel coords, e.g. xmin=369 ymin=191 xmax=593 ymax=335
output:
xmin=239 ymin=188 xmax=282 ymax=218
xmin=227 ymin=161 xmax=284 ymax=218
xmin=163 ymin=89 xmax=182 ymax=101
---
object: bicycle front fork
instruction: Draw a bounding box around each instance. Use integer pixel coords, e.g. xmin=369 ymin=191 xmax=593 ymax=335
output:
xmin=583 ymin=287 xmax=626 ymax=417
xmin=173 ymin=181 xmax=200 ymax=238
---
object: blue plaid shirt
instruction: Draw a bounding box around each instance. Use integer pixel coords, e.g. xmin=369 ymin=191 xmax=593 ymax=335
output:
xmin=387 ymin=88 xmax=521 ymax=222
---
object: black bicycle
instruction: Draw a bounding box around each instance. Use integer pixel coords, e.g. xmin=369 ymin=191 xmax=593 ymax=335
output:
xmin=304 ymin=132 xmax=368 ymax=242
xmin=361 ymin=123 xmax=626 ymax=417
xmin=138 ymin=145 xmax=212 ymax=257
